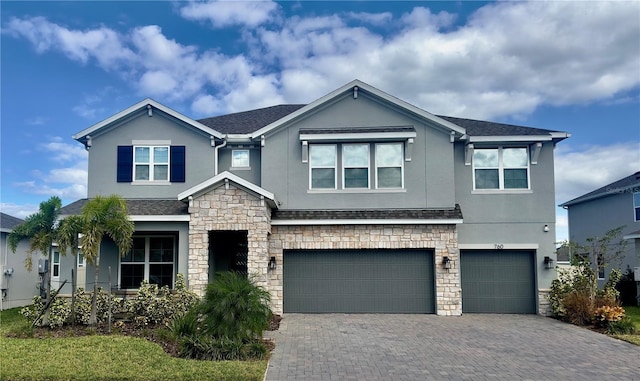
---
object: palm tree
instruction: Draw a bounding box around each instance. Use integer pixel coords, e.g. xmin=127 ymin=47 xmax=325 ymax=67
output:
xmin=8 ymin=196 xmax=62 ymax=294
xmin=80 ymin=195 xmax=134 ymax=325
xmin=56 ymin=214 xmax=84 ymax=324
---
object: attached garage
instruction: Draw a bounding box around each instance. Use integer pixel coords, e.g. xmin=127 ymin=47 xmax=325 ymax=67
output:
xmin=461 ymin=250 xmax=536 ymax=314
xmin=283 ymin=249 xmax=435 ymax=313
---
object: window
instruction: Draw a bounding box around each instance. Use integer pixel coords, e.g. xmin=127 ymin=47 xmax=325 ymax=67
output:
xmin=134 ymin=146 xmax=169 ymax=181
xmin=77 ymin=252 xmax=85 ymax=268
xmin=52 ymin=250 xmax=60 ymax=278
xmin=232 ymin=150 xmax=250 ymax=168
xmin=376 ymin=143 xmax=403 ymax=188
xmin=634 ymin=192 xmax=640 ymax=221
xmin=309 ymin=142 xmax=404 ymax=190
xmin=120 ymin=235 xmax=175 ymax=289
xmin=310 ymin=144 xmax=337 ymax=189
xmin=473 ymin=147 xmax=529 ymax=190
xmin=117 ymin=146 xmax=185 ymax=183
xmin=343 ymin=144 xmax=369 ymax=188
xmin=597 ymin=253 xmax=605 ymax=280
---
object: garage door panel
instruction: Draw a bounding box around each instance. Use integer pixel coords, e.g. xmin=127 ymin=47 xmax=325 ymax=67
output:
xmin=284 ymin=249 xmax=434 ymax=313
xmin=461 ymin=250 xmax=535 ymax=314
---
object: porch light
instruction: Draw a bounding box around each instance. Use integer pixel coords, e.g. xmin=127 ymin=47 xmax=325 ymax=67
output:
xmin=268 ymin=256 xmax=277 ymax=270
xmin=442 ymin=256 xmax=451 ymax=270
xmin=543 ymin=224 xmax=550 ymax=232
xmin=544 ymin=256 xmax=554 ymax=270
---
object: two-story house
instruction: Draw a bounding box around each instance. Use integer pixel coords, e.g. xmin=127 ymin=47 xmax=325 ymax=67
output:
xmin=59 ymin=80 xmax=568 ymax=316
xmin=560 ymin=172 xmax=640 ymax=290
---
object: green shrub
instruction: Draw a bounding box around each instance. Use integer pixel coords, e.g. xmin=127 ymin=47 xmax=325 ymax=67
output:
xmin=605 ymin=317 xmax=636 ymax=335
xmin=20 ymin=291 xmax=71 ymax=328
xmin=199 ymin=272 xmax=271 ymax=342
xmin=178 ymin=336 xmax=268 ymax=361
xmin=170 ymin=306 xmax=200 ymax=338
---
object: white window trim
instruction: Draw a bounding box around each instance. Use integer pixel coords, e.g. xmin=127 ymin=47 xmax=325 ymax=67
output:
xmin=119 ymin=235 xmax=176 ymax=290
xmin=309 ymin=144 xmax=337 ymax=190
xmin=77 ymin=252 xmax=85 ymax=268
xmin=52 ymin=250 xmax=60 ymax=279
xmin=231 ymin=149 xmax=251 ymax=169
xmin=375 ymin=143 xmax=404 ymax=189
xmin=133 ymin=145 xmax=170 ymax=182
xmin=342 ymin=143 xmax=370 ymax=190
xmin=472 ymin=146 xmax=530 ymax=191
xmin=633 ymin=192 xmax=640 ymax=222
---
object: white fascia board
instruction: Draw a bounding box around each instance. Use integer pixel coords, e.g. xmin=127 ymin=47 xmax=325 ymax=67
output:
xmin=623 ymin=233 xmax=640 ymax=240
xmin=271 ymin=219 xmax=463 ymax=226
xmin=73 ymin=98 xmax=223 ymax=141
xmin=550 ymin=131 xmax=571 ymax=139
xmin=468 ymin=135 xmax=552 ymax=143
xmin=225 ymin=134 xmax=254 ymax=144
xmin=0 ymin=228 xmax=13 ymax=233
xmin=457 ymin=243 xmax=540 ymax=250
xmin=250 ymin=79 xmax=466 ymax=139
xmin=299 ymin=131 xmax=417 ymax=141
xmin=177 ymin=171 xmax=276 ymax=202
xmin=129 ymin=215 xmax=190 ymax=222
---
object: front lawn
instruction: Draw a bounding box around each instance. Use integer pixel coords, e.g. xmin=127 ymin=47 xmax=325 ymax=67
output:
xmin=0 ymin=308 xmax=267 ymax=381
xmin=616 ymin=306 xmax=640 ymax=345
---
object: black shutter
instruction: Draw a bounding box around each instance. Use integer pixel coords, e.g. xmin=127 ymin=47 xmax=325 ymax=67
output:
xmin=117 ymin=146 xmax=133 ymax=182
xmin=170 ymin=146 xmax=186 ymax=182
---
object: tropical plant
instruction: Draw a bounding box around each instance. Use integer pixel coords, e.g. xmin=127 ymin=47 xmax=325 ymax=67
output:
xmin=199 ymin=272 xmax=271 ymax=342
xmin=80 ymin=195 xmax=134 ymax=325
xmin=55 ymin=214 xmax=84 ymax=322
xmin=8 ymin=196 xmax=62 ymax=325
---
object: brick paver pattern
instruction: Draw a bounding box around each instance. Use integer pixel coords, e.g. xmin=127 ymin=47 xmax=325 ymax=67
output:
xmin=264 ymin=314 xmax=639 ymax=381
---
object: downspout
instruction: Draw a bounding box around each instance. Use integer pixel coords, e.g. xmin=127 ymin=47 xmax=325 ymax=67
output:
xmin=213 ymin=136 xmax=227 ymax=176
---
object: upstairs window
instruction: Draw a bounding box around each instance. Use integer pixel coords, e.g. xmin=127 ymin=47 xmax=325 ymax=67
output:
xmin=134 ymin=146 xmax=169 ymax=181
xmin=310 ymin=144 xmax=337 ymax=189
xmin=375 ymin=143 xmax=403 ymax=189
xmin=634 ymin=192 xmax=640 ymax=221
xmin=309 ymin=142 xmax=404 ymax=190
xmin=117 ymin=145 xmax=185 ymax=183
xmin=343 ymin=144 xmax=369 ymax=188
xmin=473 ymin=147 xmax=529 ymax=190
xmin=232 ymin=150 xmax=250 ymax=168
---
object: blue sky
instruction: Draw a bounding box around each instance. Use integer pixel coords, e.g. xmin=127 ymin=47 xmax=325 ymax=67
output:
xmin=1 ymin=1 xmax=639 ymax=241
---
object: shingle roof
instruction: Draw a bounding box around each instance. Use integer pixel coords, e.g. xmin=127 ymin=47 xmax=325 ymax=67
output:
xmin=0 ymin=212 xmax=24 ymax=231
xmin=435 ymin=115 xmax=561 ymax=136
xmin=197 ymin=104 xmax=561 ymax=137
xmin=60 ymin=199 xmax=188 ymax=216
xmin=272 ymin=205 xmax=463 ymax=221
xmin=197 ymin=105 xmax=306 ymax=134
xmin=560 ymin=171 xmax=640 ymax=207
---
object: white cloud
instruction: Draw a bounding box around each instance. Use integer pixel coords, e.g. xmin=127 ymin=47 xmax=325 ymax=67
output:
xmin=179 ymin=0 xmax=280 ymax=28
xmin=0 ymin=203 xmax=39 ymax=219
xmin=39 ymin=137 xmax=88 ymax=163
xmin=555 ymin=142 xmax=640 ymax=205
xmin=347 ymin=12 xmax=393 ymax=27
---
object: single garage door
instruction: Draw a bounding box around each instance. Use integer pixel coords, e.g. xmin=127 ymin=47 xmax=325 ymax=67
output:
xmin=284 ymin=249 xmax=434 ymax=313
xmin=461 ymin=250 xmax=536 ymax=314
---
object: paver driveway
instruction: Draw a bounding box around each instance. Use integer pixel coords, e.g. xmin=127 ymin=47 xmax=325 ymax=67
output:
xmin=264 ymin=314 xmax=639 ymax=381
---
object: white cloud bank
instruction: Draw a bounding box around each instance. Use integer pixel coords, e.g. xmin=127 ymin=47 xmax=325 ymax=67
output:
xmin=4 ymin=1 xmax=639 ymax=118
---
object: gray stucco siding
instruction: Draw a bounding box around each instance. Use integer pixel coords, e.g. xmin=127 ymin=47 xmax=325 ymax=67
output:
xmin=218 ymin=147 xmax=262 ymax=185
xmin=260 ymin=92 xmax=457 ymax=210
xmin=87 ymin=112 xmax=216 ymax=198
xmin=1 ymin=234 xmax=47 ymax=310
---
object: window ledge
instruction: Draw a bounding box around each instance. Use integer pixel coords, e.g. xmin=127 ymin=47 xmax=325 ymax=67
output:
xmin=308 ymin=188 xmax=407 ymax=194
xmin=231 ymin=167 xmax=251 ymax=171
xmin=472 ymin=189 xmax=532 ymax=195
xmin=131 ymin=181 xmax=172 ymax=186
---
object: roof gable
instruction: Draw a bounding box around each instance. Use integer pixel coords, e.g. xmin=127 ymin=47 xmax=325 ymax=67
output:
xmin=248 ymin=79 xmax=467 ymax=139
xmin=560 ymin=171 xmax=640 ymax=207
xmin=177 ymin=171 xmax=277 ymax=208
xmin=73 ymin=98 xmax=223 ymax=146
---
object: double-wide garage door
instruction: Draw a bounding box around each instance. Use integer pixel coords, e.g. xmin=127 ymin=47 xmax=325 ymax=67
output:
xmin=461 ymin=250 xmax=536 ymax=314
xmin=284 ymin=249 xmax=434 ymax=313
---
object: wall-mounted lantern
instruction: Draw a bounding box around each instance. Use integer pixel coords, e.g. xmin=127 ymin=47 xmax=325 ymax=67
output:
xmin=544 ymin=256 xmax=554 ymax=270
xmin=268 ymin=256 xmax=277 ymax=271
xmin=543 ymin=224 xmax=550 ymax=233
xmin=442 ymin=256 xmax=452 ymax=270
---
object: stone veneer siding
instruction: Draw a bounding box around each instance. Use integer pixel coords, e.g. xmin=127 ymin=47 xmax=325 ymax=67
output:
xmin=538 ymin=289 xmax=551 ymax=316
xmin=267 ymin=224 xmax=461 ymax=316
xmin=187 ymin=185 xmax=272 ymax=296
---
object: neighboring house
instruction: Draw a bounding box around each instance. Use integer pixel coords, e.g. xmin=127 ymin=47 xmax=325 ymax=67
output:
xmin=60 ymin=80 xmax=568 ymax=316
xmin=0 ymin=212 xmax=46 ymax=310
xmin=560 ymin=172 xmax=640 ymax=288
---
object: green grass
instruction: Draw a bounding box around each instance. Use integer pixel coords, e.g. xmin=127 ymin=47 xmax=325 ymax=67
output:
xmin=0 ymin=308 xmax=267 ymax=381
xmin=615 ymin=306 xmax=640 ymax=346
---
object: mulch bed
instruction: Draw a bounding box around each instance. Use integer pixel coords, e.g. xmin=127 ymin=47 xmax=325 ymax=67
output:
xmin=11 ymin=314 xmax=282 ymax=359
